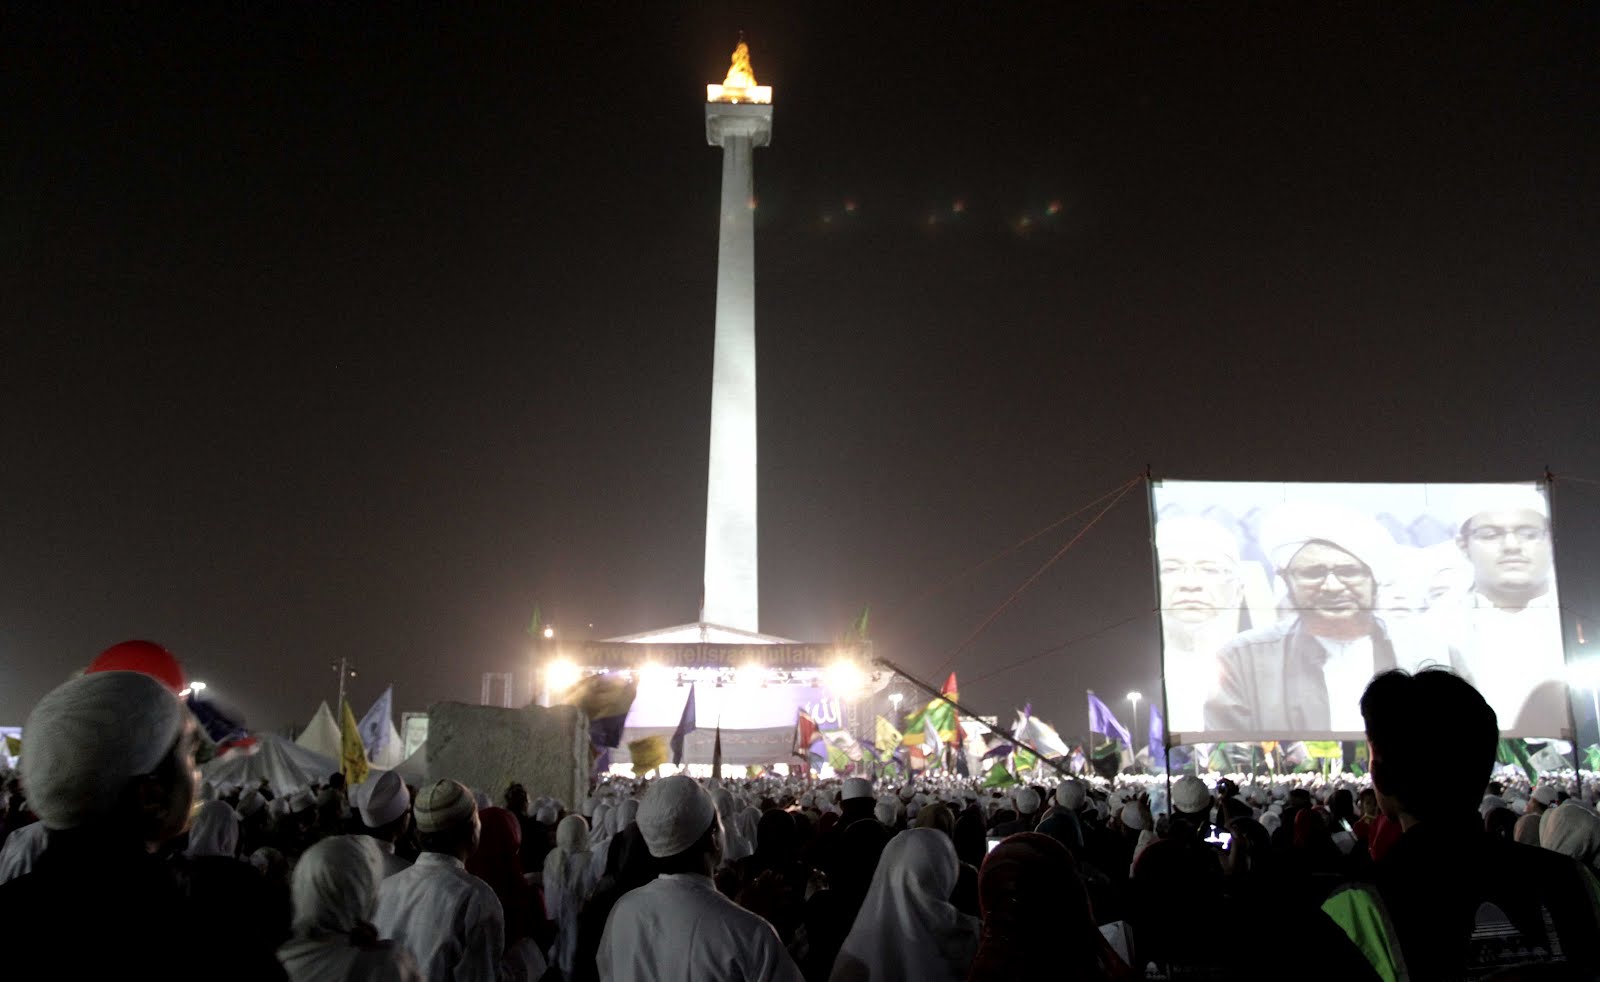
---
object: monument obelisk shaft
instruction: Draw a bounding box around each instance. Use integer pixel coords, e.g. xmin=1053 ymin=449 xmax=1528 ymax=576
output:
xmin=702 ymin=43 xmax=772 ymax=634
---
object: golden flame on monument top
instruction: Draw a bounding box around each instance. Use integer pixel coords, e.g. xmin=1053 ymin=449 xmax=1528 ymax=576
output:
xmin=707 ymin=40 xmax=772 ymax=105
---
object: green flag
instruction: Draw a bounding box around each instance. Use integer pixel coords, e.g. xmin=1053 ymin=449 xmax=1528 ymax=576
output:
xmin=1014 ymin=745 xmax=1038 ymax=774
xmin=983 ymin=760 xmax=1019 ymax=788
xmin=827 ymin=742 xmax=852 ymax=774
xmin=853 ymin=606 xmax=870 ymax=640
xmin=1304 ymin=740 xmax=1342 ymax=759
xmin=1497 ymin=738 xmax=1536 ymax=782
xmin=527 ymin=605 xmax=543 ymax=638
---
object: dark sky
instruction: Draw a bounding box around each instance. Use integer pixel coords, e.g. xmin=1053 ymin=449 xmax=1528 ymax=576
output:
xmin=3 ymin=5 xmax=1597 ymax=737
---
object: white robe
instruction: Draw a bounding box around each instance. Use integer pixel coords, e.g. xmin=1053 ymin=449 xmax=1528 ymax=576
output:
xmin=372 ymin=852 xmax=504 ymax=982
xmin=598 ymin=873 xmax=804 ymax=982
xmin=366 ymin=837 xmax=412 ymax=879
xmin=277 ymin=936 xmax=423 ymax=982
xmin=0 ymin=822 xmax=49 ymax=884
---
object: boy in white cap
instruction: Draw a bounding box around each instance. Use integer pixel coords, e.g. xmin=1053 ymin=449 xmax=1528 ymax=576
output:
xmin=598 ymin=775 xmax=802 ymax=982
xmin=373 ymin=778 xmax=504 ymax=982
xmin=353 ymin=770 xmax=413 ymax=879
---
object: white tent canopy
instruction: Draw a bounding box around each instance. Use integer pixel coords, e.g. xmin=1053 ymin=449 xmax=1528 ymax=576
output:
xmin=370 ymin=719 xmax=406 ymax=769
xmin=296 ymin=701 xmax=341 ymax=760
xmin=202 ymin=732 xmax=336 ymax=794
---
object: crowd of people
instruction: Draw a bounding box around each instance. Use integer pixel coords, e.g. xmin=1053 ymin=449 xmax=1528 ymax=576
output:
xmin=1 ymin=664 xmax=1599 ymax=980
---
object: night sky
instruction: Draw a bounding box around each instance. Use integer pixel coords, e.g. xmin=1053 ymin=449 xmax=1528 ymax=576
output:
xmin=3 ymin=6 xmax=1597 ymax=739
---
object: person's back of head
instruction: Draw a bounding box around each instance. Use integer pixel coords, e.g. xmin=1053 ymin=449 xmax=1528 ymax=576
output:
xmin=1361 ymin=668 xmax=1497 ymax=827
xmin=971 ymin=833 xmax=1105 ymax=980
xmin=413 ymin=779 xmax=480 ymax=860
xmin=504 ymin=783 xmax=529 ymax=817
xmin=22 ymin=670 xmax=195 ymax=846
xmin=635 ymin=775 xmax=721 ymax=876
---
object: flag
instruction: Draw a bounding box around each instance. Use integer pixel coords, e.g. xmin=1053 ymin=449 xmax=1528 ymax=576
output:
xmin=1584 ymin=745 xmax=1600 ymax=771
xmin=628 ymin=735 xmax=668 ymax=776
xmin=1148 ymin=703 xmax=1165 ymax=761
xmin=358 ymin=686 xmax=393 ymax=761
xmin=1014 ymin=710 xmax=1071 ymax=759
xmin=340 ymin=700 xmax=369 ymax=786
xmin=747 ymin=764 xmax=766 ymax=779
xmin=1086 ymin=691 xmax=1131 ymax=745
xmin=903 ymin=673 xmax=961 ymax=747
xmin=874 ymin=715 xmax=903 ymax=758
xmin=527 ymin=604 xmax=543 ymax=638
xmin=909 ymin=746 xmax=928 ymax=773
xmin=1014 ymin=744 xmax=1039 ymax=774
xmin=186 ymin=694 xmax=248 ymax=745
xmin=983 ymin=760 xmax=1019 ymax=788
xmin=563 ymin=673 xmax=637 ymax=749
xmin=670 ymin=684 xmax=697 ymax=766
xmin=827 ymin=742 xmax=853 ymax=774
xmin=4 ymin=736 xmax=19 ymax=756
xmin=712 ymin=722 xmax=723 ymax=775
xmin=1304 ymin=740 xmax=1343 ymax=759
xmin=823 ymin=728 xmax=865 ymax=763
xmin=794 ymin=709 xmax=820 ymax=758
xmin=922 ymin=715 xmax=944 ymax=759
xmin=853 ymin=606 xmax=870 ymax=640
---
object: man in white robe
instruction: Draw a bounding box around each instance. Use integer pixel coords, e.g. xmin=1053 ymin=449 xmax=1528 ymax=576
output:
xmin=373 ymin=779 xmax=504 ymax=982
xmin=353 ymin=770 xmax=413 ymax=879
xmin=598 ymin=775 xmax=803 ymax=982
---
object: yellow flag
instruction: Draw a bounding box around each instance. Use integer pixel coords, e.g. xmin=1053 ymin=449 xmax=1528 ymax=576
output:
xmin=340 ymin=700 xmax=369 ymax=785
xmin=4 ymin=735 xmax=19 ymax=756
xmin=628 ymin=735 xmax=668 ymax=777
xmin=874 ymin=716 xmax=903 ymax=757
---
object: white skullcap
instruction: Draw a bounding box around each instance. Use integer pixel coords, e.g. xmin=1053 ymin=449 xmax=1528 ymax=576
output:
xmin=1260 ymin=812 xmax=1282 ymax=834
xmin=1172 ymin=776 xmax=1211 ymax=815
xmin=841 ymin=777 xmax=873 ymax=801
xmin=534 ymin=804 xmax=558 ymax=824
xmin=898 ymin=784 xmax=916 ymax=802
xmin=1014 ymin=788 xmax=1041 ymax=814
xmin=1055 ymin=780 xmax=1087 ymax=810
xmin=289 ymin=790 xmax=316 ymax=813
xmin=269 ymin=797 xmax=292 ymax=818
xmin=1260 ymin=502 xmax=1397 ymax=583
xmin=1532 ymin=785 xmax=1559 ymax=806
xmin=354 ymin=770 xmax=410 ymax=828
xmin=414 ymin=779 xmax=477 ymax=833
xmin=1479 ymin=794 xmax=1508 ymax=818
xmin=22 ymin=671 xmax=187 ymax=831
xmin=1454 ymin=484 xmax=1549 ymax=534
xmin=1120 ymin=802 xmax=1147 ymax=831
xmin=874 ymin=798 xmax=899 ymax=826
xmin=636 ymin=775 xmax=718 ymax=859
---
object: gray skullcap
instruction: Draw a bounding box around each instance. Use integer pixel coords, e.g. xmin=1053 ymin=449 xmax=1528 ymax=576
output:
xmin=874 ymin=798 xmax=899 ymax=826
xmin=289 ymin=789 xmax=316 ymax=813
xmin=22 ymin=670 xmax=187 ymax=831
xmin=1172 ymin=775 xmax=1211 ymax=815
xmin=1056 ymin=780 xmax=1087 ymax=811
xmin=1014 ymin=788 xmax=1041 ymax=814
xmin=898 ymin=784 xmax=916 ymax=802
xmin=534 ymin=804 xmax=558 ymax=825
xmin=1260 ymin=502 xmax=1397 ymax=584
xmin=1120 ymin=802 xmax=1148 ymax=831
xmin=841 ymin=777 xmax=873 ymax=801
xmin=414 ymin=779 xmax=477 ymax=833
xmin=355 ymin=770 xmax=410 ymax=828
xmin=636 ymin=775 xmax=718 ymax=859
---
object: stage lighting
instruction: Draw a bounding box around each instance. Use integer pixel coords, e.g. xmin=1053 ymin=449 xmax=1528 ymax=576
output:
xmin=546 ymin=658 xmax=582 ymax=696
xmin=639 ymin=662 xmax=673 ymax=690
xmin=824 ymin=659 xmax=866 ymax=698
xmin=735 ymin=663 xmax=766 ymax=689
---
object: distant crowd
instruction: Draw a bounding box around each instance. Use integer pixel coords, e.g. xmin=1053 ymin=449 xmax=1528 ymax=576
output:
xmin=1 ymin=659 xmax=1599 ymax=980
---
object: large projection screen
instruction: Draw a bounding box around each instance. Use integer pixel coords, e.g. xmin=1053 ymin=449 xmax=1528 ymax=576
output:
xmin=1152 ymin=480 xmax=1567 ymax=742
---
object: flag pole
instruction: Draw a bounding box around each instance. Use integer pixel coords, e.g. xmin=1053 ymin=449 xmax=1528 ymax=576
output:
xmin=873 ymin=656 xmax=1067 ymax=777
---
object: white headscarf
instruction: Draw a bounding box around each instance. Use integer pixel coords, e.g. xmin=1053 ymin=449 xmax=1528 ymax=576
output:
xmin=832 ymin=828 xmax=980 ymax=982
xmin=279 ymin=836 xmax=418 ymax=982
xmin=544 ymin=814 xmax=595 ymax=976
xmin=0 ymin=822 xmax=49 ymax=884
xmin=1540 ymin=802 xmax=1600 ymax=870
xmin=186 ymin=800 xmax=240 ymax=858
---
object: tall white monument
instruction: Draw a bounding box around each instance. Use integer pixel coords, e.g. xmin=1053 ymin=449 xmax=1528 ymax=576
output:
xmin=701 ymin=42 xmax=772 ymax=633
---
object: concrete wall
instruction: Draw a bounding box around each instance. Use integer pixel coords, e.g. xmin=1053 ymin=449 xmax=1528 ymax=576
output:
xmin=425 ymin=701 xmax=588 ymax=810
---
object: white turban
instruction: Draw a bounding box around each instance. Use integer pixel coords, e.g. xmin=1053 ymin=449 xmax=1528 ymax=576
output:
xmin=534 ymin=804 xmax=558 ymax=825
xmin=413 ymin=779 xmax=477 ymax=833
xmin=1120 ymin=802 xmax=1147 ymax=831
xmin=291 ymin=835 xmax=384 ymax=935
xmin=353 ymin=770 xmax=410 ymax=828
xmin=186 ymin=800 xmax=240 ymax=858
xmin=22 ymin=671 xmax=187 ymax=830
xmin=1172 ymin=776 xmax=1211 ymax=815
xmin=1013 ymin=788 xmax=1041 ymax=815
xmin=1260 ymin=502 xmax=1397 ymax=583
xmin=637 ymin=775 xmax=718 ymax=859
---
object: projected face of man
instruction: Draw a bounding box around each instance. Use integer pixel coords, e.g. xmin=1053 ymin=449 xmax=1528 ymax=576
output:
xmin=1459 ymin=508 xmax=1552 ymax=609
xmin=1157 ymin=519 xmax=1243 ymax=629
xmin=1282 ymin=541 xmax=1376 ymax=638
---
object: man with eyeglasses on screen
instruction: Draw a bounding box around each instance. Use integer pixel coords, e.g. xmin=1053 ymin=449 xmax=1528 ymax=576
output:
xmin=1203 ymin=503 xmax=1456 ymax=735
xmin=1428 ymin=486 xmax=1563 ymax=733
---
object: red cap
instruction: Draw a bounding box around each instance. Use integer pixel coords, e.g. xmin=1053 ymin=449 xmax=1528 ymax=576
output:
xmin=86 ymin=639 xmax=187 ymax=694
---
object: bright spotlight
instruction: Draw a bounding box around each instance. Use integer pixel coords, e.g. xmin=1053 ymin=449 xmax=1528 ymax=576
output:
xmin=189 ymin=680 xmax=208 ymax=693
xmin=543 ymin=625 xmax=555 ymax=639
xmin=638 ymin=662 xmax=673 ymax=690
xmin=735 ymin=663 xmax=766 ymax=689
xmin=825 ymin=660 xmax=866 ymax=698
xmin=546 ymin=658 xmax=582 ymax=696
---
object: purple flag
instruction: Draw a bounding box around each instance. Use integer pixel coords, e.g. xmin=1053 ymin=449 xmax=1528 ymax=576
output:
xmin=670 ymin=684 xmax=697 ymax=766
xmin=1149 ymin=702 xmax=1165 ymax=761
xmin=1086 ymin=691 xmax=1131 ymax=745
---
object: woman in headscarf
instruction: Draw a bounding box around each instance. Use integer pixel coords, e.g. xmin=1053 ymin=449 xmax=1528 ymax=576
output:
xmin=542 ymin=813 xmax=595 ymax=978
xmin=733 ymin=808 xmax=809 ymax=943
xmin=829 ymin=827 xmax=980 ymax=982
xmin=277 ymin=835 xmax=423 ymax=982
xmin=967 ymin=833 xmax=1131 ymax=982
xmin=466 ymin=807 xmax=546 ymax=982
xmin=570 ymin=824 xmax=656 ymax=982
